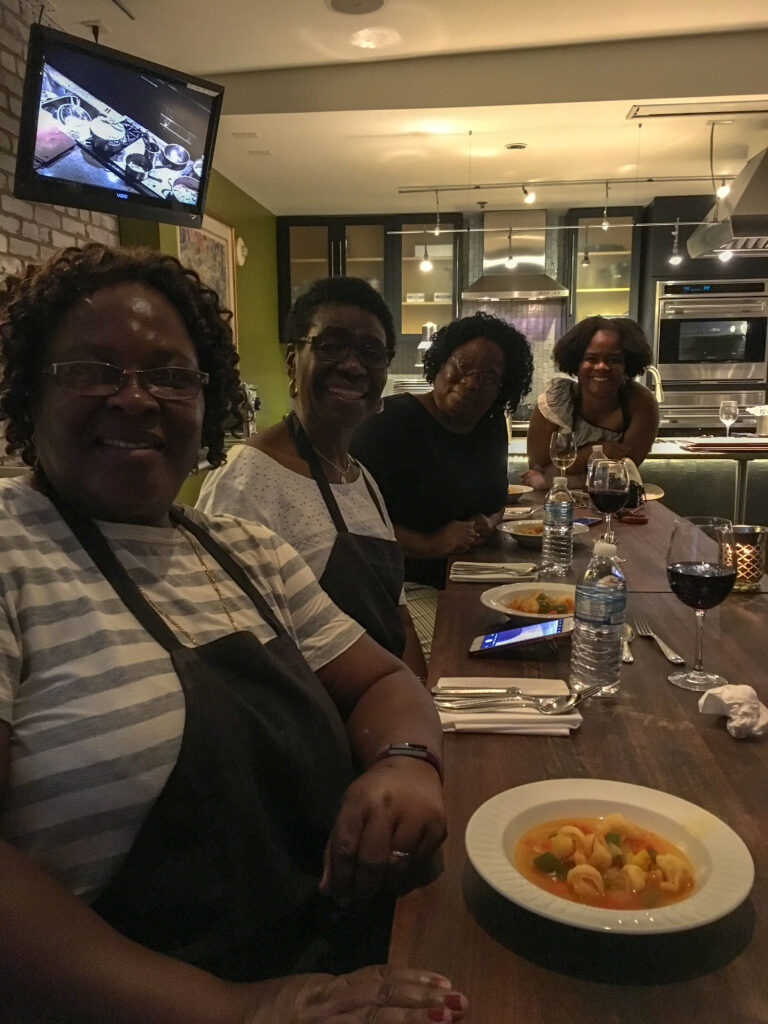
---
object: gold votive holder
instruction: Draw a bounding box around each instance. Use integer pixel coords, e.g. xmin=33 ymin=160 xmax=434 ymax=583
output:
xmin=723 ymin=525 xmax=768 ymax=592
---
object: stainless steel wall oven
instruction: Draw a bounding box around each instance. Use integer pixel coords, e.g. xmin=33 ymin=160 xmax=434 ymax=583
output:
xmin=654 ymin=280 xmax=768 ymax=429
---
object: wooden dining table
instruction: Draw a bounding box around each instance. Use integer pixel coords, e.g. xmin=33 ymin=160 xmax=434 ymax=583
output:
xmin=388 ymin=498 xmax=768 ymax=1024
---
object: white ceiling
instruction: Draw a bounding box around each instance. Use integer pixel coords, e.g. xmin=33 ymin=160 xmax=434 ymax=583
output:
xmin=46 ymin=0 xmax=768 ymax=217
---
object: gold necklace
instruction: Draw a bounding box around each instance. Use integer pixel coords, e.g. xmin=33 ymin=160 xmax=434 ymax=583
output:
xmin=139 ymin=524 xmax=240 ymax=647
xmin=311 ymin=443 xmax=359 ymax=483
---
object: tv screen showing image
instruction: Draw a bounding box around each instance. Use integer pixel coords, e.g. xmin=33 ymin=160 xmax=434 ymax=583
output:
xmin=14 ymin=24 xmax=224 ymax=228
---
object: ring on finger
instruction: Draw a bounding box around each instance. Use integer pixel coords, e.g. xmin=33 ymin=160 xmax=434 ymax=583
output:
xmin=390 ymin=849 xmax=412 ymax=859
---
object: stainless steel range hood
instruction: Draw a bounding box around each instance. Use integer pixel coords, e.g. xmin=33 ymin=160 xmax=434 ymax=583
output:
xmin=687 ymin=147 xmax=768 ymax=259
xmin=462 ymin=210 xmax=568 ymax=301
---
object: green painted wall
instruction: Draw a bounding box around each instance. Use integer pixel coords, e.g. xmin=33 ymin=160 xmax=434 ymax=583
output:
xmin=119 ymin=169 xmax=289 ymax=504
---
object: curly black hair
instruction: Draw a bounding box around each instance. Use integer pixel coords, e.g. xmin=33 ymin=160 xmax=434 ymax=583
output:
xmin=284 ymin=276 xmax=396 ymax=350
xmin=0 ymin=243 xmax=243 ymax=468
xmin=554 ymin=316 xmax=652 ymax=378
xmin=422 ymin=311 xmax=533 ymax=414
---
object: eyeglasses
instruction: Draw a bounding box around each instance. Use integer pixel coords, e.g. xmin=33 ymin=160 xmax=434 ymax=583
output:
xmin=300 ymin=329 xmax=393 ymax=370
xmin=448 ymin=355 xmax=503 ymax=391
xmin=41 ymin=361 xmax=209 ymax=401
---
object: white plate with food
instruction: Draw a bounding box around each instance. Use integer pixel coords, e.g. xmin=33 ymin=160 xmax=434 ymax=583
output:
xmin=465 ymin=778 xmax=753 ymax=934
xmin=480 ymin=582 xmax=576 ymax=619
xmin=506 ymin=484 xmax=534 ymax=505
xmin=497 ymin=519 xmax=589 ymax=548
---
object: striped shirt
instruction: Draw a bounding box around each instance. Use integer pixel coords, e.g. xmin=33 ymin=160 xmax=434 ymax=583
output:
xmin=0 ymin=478 xmax=363 ymax=902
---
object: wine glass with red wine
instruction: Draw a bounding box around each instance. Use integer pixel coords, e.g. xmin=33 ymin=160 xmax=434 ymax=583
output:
xmin=587 ymin=458 xmax=629 ymax=544
xmin=666 ymin=516 xmax=736 ymax=690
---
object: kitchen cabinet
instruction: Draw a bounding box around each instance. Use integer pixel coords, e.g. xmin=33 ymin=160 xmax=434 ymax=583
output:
xmin=564 ymin=206 xmax=643 ymax=325
xmin=276 ymin=213 xmax=463 ymax=346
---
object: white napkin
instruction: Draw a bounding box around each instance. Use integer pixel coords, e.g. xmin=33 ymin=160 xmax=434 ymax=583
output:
xmin=698 ymin=684 xmax=768 ymax=738
xmin=435 ymin=676 xmax=582 ymax=736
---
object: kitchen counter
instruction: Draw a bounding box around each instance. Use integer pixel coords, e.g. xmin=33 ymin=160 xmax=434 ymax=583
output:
xmin=507 ymin=436 xmax=768 ymax=523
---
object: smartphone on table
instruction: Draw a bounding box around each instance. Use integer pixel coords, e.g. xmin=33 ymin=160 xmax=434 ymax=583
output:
xmin=469 ymin=617 xmax=574 ymax=656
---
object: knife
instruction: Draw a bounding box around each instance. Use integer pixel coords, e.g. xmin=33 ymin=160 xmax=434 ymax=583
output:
xmin=432 ymin=686 xmax=566 ymax=698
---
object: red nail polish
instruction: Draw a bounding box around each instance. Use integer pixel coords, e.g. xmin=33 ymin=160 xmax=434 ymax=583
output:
xmin=427 ymin=1009 xmax=447 ymax=1022
xmin=445 ymin=993 xmax=465 ymax=1011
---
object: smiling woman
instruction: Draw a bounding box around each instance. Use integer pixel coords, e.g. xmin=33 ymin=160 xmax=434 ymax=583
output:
xmin=0 ymin=248 xmax=466 ymax=1024
xmin=524 ymin=315 xmax=660 ymax=491
xmin=197 ymin=275 xmax=427 ymax=674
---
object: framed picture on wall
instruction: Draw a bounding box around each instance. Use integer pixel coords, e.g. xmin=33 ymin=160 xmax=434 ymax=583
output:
xmin=176 ymin=212 xmax=238 ymax=347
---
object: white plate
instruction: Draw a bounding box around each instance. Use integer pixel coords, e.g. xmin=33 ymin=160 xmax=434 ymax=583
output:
xmin=481 ymin=582 xmax=576 ymax=619
xmin=497 ymin=520 xmax=589 ymax=548
xmin=465 ymin=778 xmax=754 ymax=934
xmin=506 ymin=484 xmax=534 ymax=505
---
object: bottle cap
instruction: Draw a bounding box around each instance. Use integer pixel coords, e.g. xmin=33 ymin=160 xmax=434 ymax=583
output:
xmin=593 ymin=540 xmax=617 ymax=556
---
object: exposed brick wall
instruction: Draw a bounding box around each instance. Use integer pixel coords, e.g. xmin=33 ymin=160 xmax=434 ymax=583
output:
xmin=0 ymin=0 xmax=120 ymax=282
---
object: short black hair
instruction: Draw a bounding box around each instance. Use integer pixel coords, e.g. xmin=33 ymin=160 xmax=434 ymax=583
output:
xmin=0 ymin=243 xmax=243 ymax=469
xmin=554 ymin=316 xmax=652 ymax=378
xmin=422 ymin=311 xmax=533 ymax=414
xmin=284 ymin=276 xmax=396 ymax=350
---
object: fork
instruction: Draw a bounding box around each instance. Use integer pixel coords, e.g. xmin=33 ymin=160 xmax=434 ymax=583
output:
xmin=633 ymin=615 xmax=685 ymax=664
xmin=434 ymin=682 xmax=606 ymax=716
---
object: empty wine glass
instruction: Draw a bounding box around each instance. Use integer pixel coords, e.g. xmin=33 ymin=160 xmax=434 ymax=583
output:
xmin=666 ymin=516 xmax=736 ymax=690
xmin=587 ymin=458 xmax=629 ymax=544
xmin=549 ymin=429 xmax=577 ymax=474
xmin=719 ymin=400 xmax=739 ymax=438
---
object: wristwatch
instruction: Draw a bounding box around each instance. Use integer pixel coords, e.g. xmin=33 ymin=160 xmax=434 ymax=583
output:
xmin=376 ymin=743 xmax=443 ymax=782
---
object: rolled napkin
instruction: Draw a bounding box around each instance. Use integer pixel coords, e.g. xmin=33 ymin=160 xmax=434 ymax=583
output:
xmin=434 ymin=676 xmax=582 ymax=736
xmin=698 ymin=684 xmax=768 ymax=738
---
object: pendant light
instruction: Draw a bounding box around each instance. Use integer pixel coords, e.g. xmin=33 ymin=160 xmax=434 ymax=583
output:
xmin=581 ymin=223 xmax=591 ymax=266
xmin=419 ymin=232 xmax=433 ymax=272
xmin=504 ymin=229 xmax=517 ymax=270
xmin=716 ymin=179 xmax=731 ymax=199
xmin=522 ymin=185 xmax=536 ymax=205
xmin=432 ymin=188 xmax=441 ymax=235
xmin=668 ymin=218 xmax=683 ymax=266
xmin=601 ymin=182 xmax=610 ymax=231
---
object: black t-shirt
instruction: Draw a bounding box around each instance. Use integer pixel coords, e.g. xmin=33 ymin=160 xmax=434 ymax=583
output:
xmin=350 ymin=394 xmax=508 ymax=588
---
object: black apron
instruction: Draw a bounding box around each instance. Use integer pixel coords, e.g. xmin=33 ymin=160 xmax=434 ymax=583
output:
xmin=289 ymin=413 xmax=406 ymax=657
xmin=43 ymin=489 xmax=364 ymax=981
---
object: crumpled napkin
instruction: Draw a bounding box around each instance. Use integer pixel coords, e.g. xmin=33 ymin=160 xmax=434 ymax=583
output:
xmin=698 ymin=685 xmax=768 ymax=738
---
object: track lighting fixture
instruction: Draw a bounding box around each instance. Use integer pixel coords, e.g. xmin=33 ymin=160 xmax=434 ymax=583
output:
xmin=668 ymin=218 xmax=683 ymax=266
xmin=522 ymin=185 xmax=536 ymax=205
xmin=716 ymin=179 xmax=731 ymax=199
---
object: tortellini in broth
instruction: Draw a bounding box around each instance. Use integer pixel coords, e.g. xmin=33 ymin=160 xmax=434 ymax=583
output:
xmin=514 ymin=813 xmax=695 ymax=910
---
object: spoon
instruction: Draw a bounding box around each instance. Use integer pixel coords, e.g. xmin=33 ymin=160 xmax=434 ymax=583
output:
xmin=622 ymin=623 xmax=635 ymax=664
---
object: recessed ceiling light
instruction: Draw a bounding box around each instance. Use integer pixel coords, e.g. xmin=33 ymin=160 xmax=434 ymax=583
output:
xmin=506 ymin=142 xmax=527 ymax=150
xmin=328 ymin=0 xmax=384 ymax=13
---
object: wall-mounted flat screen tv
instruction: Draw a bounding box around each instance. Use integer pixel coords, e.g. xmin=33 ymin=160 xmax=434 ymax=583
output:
xmin=14 ymin=24 xmax=224 ymax=228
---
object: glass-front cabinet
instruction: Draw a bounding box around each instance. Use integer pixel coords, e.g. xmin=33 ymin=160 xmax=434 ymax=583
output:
xmin=565 ymin=208 xmax=642 ymax=325
xmin=276 ymin=214 xmax=462 ymax=343
xmin=399 ymin=222 xmax=458 ymax=338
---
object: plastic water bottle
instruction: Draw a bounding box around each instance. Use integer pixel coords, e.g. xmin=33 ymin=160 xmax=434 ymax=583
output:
xmin=569 ymin=540 xmax=626 ymax=695
xmin=586 ymin=443 xmax=606 ymax=484
xmin=541 ymin=476 xmax=573 ymax=577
